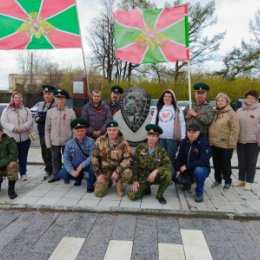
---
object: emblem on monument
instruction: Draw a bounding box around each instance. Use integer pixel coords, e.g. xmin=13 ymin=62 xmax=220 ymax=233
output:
xmin=120 ymin=87 xmax=151 ymax=132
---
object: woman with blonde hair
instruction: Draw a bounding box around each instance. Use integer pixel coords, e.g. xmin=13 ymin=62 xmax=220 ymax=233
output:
xmin=234 ymin=89 xmax=260 ymax=191
xmin=209 ymin=92 xmax=239 ymax=190
xmin=0 ymin=91 xmax=33 ymax=181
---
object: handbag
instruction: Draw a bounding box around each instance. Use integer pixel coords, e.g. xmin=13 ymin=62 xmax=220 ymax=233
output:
xmin=28 ymin=128 xmax=37 ymax=141
xmin=176 ymin=170 xmax=193 ymax=186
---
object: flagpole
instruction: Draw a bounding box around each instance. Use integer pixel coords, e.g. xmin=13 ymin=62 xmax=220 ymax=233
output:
xmin=187 ymin=60 xmax=192 ymax=109
xmin=75 ymin=0 xmax=90 ymax=93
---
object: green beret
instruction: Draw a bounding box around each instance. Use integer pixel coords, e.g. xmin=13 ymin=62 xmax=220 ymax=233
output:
xmin=41 ymin=84 xmax=56 ymax=93
xmin=71 ymin=118 xmax=89 ymax=129
xmin=111 ymin=85 xmax=123 ymax=94
xmin=106 ymin=119 xmax=119 ymax=128
xmin=193 ymin=82 xmax=209 ymax=92
xmin=54 ymin=88 xmax=70 ymax=99
xmin=145 ymin=124 xmax=163 ymax=135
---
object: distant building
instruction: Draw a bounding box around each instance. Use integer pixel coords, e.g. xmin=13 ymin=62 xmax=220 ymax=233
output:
xmin=9 ymin=74 xmax=53 ymax=93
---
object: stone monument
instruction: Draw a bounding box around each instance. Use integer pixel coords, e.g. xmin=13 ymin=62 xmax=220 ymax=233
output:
xmin=113 ymin=87 xmax=152 ymax=146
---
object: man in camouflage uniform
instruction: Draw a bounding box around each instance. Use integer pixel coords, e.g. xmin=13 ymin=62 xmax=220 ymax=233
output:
xmin=185 ymin=82 xmax=215 ymax=136
xmin=91 ymin=119 xmax=132 ymax=197
xmin=0 ymin=124 xmax=19 ymax=199
xmin=128 ymin=124 xmax=172 ymax=205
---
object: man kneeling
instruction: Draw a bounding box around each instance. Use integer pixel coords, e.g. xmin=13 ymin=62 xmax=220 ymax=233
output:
xmin=91 ymin=120 xmax=133 ymax=197
xmin=173 ymin=124 xmax=212 ymax=203
xmin=59 ymin=118 xmax=96 ymax=192
xmin=128 ymin=124 xmax=172 ymax=205
xmin=0 ymin=125 xmax=19 ymax=199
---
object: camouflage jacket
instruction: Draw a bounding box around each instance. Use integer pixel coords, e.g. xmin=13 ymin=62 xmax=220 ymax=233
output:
xmin=0 ymin=134 xmax=18 ymax=169
xmin=132 ymin=143 xmax=172 ymax=182
xmin=185 ymin=102 xmax=215 ymax=136
xmin=91 ymin=132 xmax=132 ymax=176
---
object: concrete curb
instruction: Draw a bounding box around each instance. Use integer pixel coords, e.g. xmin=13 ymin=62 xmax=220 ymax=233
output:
xmin=1 ymin=203 xmax=260 ymax=220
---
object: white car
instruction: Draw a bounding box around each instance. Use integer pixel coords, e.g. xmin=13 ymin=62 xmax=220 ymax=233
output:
xmin=30 ymin=102 xmax=41 ymax=118
xmin=177 ymin=100 xmax=190 ymax=111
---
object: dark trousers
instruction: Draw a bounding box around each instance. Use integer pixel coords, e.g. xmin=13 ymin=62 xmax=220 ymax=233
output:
xmin=212 ymin=146 xmax=233 ymax=184
xmin=59 ymin=164 xmax=96 ymax=188
xmin=39 ymin=136 xmax=52 ymax=174
xmin=16 ymin=139 xmax=31 ymax=176
xmin=51 ymin=146 xmax=64 ymax=178
xmin=237 ymin=143 xmax=259 ymax=183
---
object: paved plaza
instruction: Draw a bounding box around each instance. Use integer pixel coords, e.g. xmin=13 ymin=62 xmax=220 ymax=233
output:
xmin=0 ymin=147 xmax=259 ymax=219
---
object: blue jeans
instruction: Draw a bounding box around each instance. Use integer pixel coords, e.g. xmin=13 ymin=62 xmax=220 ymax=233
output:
xmin=59 ymin=164 xmax=96 ymax=188
xmin=159 ymin=138 xmax=179 ymax=164
xmin=172 ymin=167 xmax=210 ymax=196
xmin=16 ymin=139 xmax=31 ymax=176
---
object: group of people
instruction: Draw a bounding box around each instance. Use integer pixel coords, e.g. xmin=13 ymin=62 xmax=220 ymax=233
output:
xmin=0 ymin=82 xmax=259 ymax=205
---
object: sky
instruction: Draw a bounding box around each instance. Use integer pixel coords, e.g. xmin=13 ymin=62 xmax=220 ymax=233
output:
xmin=0 ymin=0 xmax=259 ymax=90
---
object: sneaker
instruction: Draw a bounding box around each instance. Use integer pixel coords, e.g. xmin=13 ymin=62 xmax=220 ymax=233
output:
xmin=223 ymin=183 xmax=231 ymax=191
xmin=233 ymin=180 xmax=245 ymax=187
xmin=244 ymin=182 xmax=252 ymax=191
xmin=195 ymin=195 xmax=203 ymax=203
xmin=21 ymin=175 xmax=28 ymax=181
xmin=87 ymin=187 xmax=94 ymax=193
xmin=211 ymin=181 xmax=221 ymax=188
xmin=48 ymin=177 xmax=60 ymax=183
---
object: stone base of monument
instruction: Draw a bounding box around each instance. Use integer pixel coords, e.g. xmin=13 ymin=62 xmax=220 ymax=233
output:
xmin=114 ymin=110 xmax=152 ymax=146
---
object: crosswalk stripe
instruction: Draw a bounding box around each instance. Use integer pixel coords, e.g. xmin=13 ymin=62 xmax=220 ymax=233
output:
xmin=48 ymin=236 xmax=85 ymax=260
xmin=103 ymin=240 xmax=133 ymax=260
xmin=158 ymin=243 xmax=185 ymax=260
xmin=181 ymin=229 xmax=213 ymax=260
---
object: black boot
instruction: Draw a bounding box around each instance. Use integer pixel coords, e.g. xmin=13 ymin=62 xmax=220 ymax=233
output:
xmin=8 ymin=181 xmax=17 ymax=200
xmin=0 ymin=177 xmax=3 ymax=191
xmin=74 ymin=171 xmax=84 ymax=186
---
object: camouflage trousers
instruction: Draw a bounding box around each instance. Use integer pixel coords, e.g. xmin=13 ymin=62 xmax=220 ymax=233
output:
xmin=128 ymin=170 xmax=172 ymax=200
xmin=0 ymin=162 xmax=19 ymax=181
xmin=95 ymin=168 xmax=133 ymax=198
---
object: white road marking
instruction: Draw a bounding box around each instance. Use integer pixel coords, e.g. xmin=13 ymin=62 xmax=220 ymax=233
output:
xmin=48 ymin=236 xmax=85 ymax=260
xmin=158 ymin=243 xmax=185 ymax=260
xmin=181 ymin=229 xmax=213 ymax=260
xmin=103 ymin=240 xmax=133 ymax=260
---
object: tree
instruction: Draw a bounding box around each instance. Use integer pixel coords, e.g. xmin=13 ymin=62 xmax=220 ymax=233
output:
xmin=250 ymin=8 xmax=260 ymax=46
xmin=218 ymin=9 xmax=260 ymax=80
xmin=164 ymin=0 xmax=225 ymax=85
xmin=87 ymin=0 xmax=154 ymax=83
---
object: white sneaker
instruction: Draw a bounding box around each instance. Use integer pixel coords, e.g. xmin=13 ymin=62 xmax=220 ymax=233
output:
xmin=232 ymin=180 xmax=245 ymax=187
xmin=21 ymin=175 xmax=28 ymax=181
xmin=244 ymin=182 xmax=252 ymax=191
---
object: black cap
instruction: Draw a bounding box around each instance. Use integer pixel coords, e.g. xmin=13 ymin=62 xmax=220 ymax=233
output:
xmin=193 ymin=82 xmax=209 ymax=93
xmin=111 ymin=85 xmax=123 ymax=94
xmin=187 ymin=123 xmax=200 ymax=132
xmin=54 ymin=88 xmax=70 ymax=99
xmin=145 ymin=124 xmax=163 ymax=135
xmin=71 ymin=118 xmax=89 ymax=129
xmin=106 ymin=119 xmax=119 ymax=128
xmin=41 ymin=85 xmax=56 ymax=93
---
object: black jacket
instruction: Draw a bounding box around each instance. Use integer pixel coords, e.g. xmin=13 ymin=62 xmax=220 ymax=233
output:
xmin=175 ymin=134 xmax=212 ymax=172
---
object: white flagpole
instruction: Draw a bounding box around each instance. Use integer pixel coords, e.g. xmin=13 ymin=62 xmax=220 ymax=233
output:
xmin=75 ymin=0 xmax=89 ymax=93
xmin=187 ymin=60 xmax=192 ymax=109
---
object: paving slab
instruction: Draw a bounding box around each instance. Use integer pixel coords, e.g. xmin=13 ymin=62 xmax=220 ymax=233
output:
xmin=0 ymin=147 xmax=259 ymax=219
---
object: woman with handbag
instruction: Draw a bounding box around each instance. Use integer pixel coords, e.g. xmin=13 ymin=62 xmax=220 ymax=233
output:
xmin=0 ymin=91 xmax=33 ymax=181
xmin=151 ymin=89 xmax=186 ymax=164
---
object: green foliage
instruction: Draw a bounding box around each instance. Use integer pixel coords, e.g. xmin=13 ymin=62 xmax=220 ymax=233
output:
xmin=98 ymin=75 xmax=260 ymax=102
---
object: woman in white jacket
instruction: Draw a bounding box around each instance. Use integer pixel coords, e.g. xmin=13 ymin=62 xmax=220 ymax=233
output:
xmin=0 ymin=91 xmax=33 ymax=181
xmin=151 ymin=89 xmax=186 ymax=164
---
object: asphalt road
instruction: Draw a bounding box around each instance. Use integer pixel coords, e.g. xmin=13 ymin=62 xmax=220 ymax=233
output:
xmin=0 ymin=210 xmax=259 ymax=260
